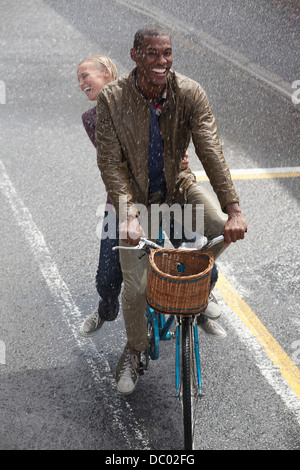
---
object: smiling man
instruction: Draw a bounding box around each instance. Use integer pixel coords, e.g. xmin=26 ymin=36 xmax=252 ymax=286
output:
xmin=130 ymin=29 xmax=173 ymax=102
xmin=96 ymin=25 xmax=247 ymax=394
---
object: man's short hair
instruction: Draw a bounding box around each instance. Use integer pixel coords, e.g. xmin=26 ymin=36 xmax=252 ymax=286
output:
xmin=133 ymin=25 xmax=171 ymax=51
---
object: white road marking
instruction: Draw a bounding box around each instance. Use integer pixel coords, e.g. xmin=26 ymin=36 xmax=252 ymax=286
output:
xmin=0 ymin=158 xmax=150 ymax=449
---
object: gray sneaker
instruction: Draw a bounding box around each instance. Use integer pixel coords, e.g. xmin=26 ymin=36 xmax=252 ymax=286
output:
xmin=116 ymin=345 xmax=141 ymax=395
xmin=79 ymin=309 xmax=105 ymax=338
xmin=203 ymin=293 xmax=221 ymax=319
xmin=197 ymin=315 xmax=227 ymax=340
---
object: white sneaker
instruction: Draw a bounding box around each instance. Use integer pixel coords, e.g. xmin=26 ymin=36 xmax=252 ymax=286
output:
xmin=197 ymin=315 xmax=227 ymax=340
xmin=79 ymin=309 xmax=105 ymax=338
xmin=202 ymin=293 xmax=221 ymax=319
xmin=116 ymin=346 xmax=140 ymax=395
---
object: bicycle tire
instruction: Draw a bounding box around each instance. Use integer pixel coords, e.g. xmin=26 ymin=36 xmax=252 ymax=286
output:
xmin=181 ymin=317 xmax=199 ymax=450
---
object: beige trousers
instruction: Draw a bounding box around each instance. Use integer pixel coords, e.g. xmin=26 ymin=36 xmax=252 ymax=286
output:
xmin=119 ymin=183 xmax=228 ymax=351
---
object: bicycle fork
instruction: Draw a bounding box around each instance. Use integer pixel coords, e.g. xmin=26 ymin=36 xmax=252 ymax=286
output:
xmin=175 ymin=316 xmax=202 ymax=399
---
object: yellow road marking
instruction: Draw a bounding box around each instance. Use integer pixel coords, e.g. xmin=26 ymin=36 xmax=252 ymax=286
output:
xmin=196 ymin=172 xmax=300 ymax=181
xmin=216 ymin=271 xmax=300 ymax=400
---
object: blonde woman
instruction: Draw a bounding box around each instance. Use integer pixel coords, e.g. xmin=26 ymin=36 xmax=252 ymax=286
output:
xmin=77 ymin=56 xmax=123 ymax=338
xmin=78 ymin=55 xmax=118 ymax=144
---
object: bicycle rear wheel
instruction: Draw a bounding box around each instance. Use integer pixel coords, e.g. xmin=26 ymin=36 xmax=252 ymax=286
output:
xmin=181 ymin=316 xmax=200 ymax=450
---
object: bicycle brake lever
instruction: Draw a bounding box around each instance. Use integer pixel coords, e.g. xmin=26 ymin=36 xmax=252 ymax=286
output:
xmin=112 ymin=237 xmax=163 ymax=252
xmin=202 ymin=235 xmax=225 ymax=250
xmin=112 ymin=239 xmax=147 ymax=251
xmin=139 ymin=238 xmax=162 ymax=249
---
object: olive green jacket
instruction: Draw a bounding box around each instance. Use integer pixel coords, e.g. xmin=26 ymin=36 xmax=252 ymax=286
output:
xmin=96 ymin=69 xmax=239 ymax=219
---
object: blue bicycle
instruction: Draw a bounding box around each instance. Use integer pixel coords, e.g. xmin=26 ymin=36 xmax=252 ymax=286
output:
xmin=117 ymin=234 xmax=224 ymax=450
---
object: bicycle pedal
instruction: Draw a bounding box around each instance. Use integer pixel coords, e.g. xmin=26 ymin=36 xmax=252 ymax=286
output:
xmin=138 ymin=361 xmax=148 ymax=375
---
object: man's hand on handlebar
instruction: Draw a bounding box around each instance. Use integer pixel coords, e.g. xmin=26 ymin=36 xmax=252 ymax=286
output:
xmin=119 ymin=215 xmax=145 ymax=246
xmin=224 ymin=202 xmax=247 ymax=248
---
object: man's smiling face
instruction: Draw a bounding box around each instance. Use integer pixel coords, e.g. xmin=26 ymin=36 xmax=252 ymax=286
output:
xmin=131 ymin=34 xmax=172 ymax=100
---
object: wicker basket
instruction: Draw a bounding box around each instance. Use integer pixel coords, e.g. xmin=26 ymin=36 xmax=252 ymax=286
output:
xmin=146 ymin=249 xmax=214 ymax=315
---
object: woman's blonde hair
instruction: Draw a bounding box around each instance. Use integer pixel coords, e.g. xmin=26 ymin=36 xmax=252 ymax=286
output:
xmin=79 ymin=55 xmax=118 ymax=81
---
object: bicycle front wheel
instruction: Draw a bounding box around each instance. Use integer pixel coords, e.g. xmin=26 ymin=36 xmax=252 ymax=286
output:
xmin=181 ymin=316 xmax=200 ymax=450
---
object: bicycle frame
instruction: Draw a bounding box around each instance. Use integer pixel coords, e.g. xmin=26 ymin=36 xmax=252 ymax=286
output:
xmin=145 ymin=306 xmax=174 ymax=360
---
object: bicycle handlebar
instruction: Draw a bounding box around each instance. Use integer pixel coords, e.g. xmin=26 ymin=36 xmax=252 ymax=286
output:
xmin=112 ymin=234 xmax=225 ymax=252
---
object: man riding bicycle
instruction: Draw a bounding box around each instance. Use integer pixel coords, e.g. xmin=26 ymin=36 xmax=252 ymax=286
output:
xmin=96 ymin=25 xmax=247 ymax=394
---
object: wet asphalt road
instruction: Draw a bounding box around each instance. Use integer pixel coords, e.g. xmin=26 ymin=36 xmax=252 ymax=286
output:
xmin=0 ymin=0 xmax=299 ymax=451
